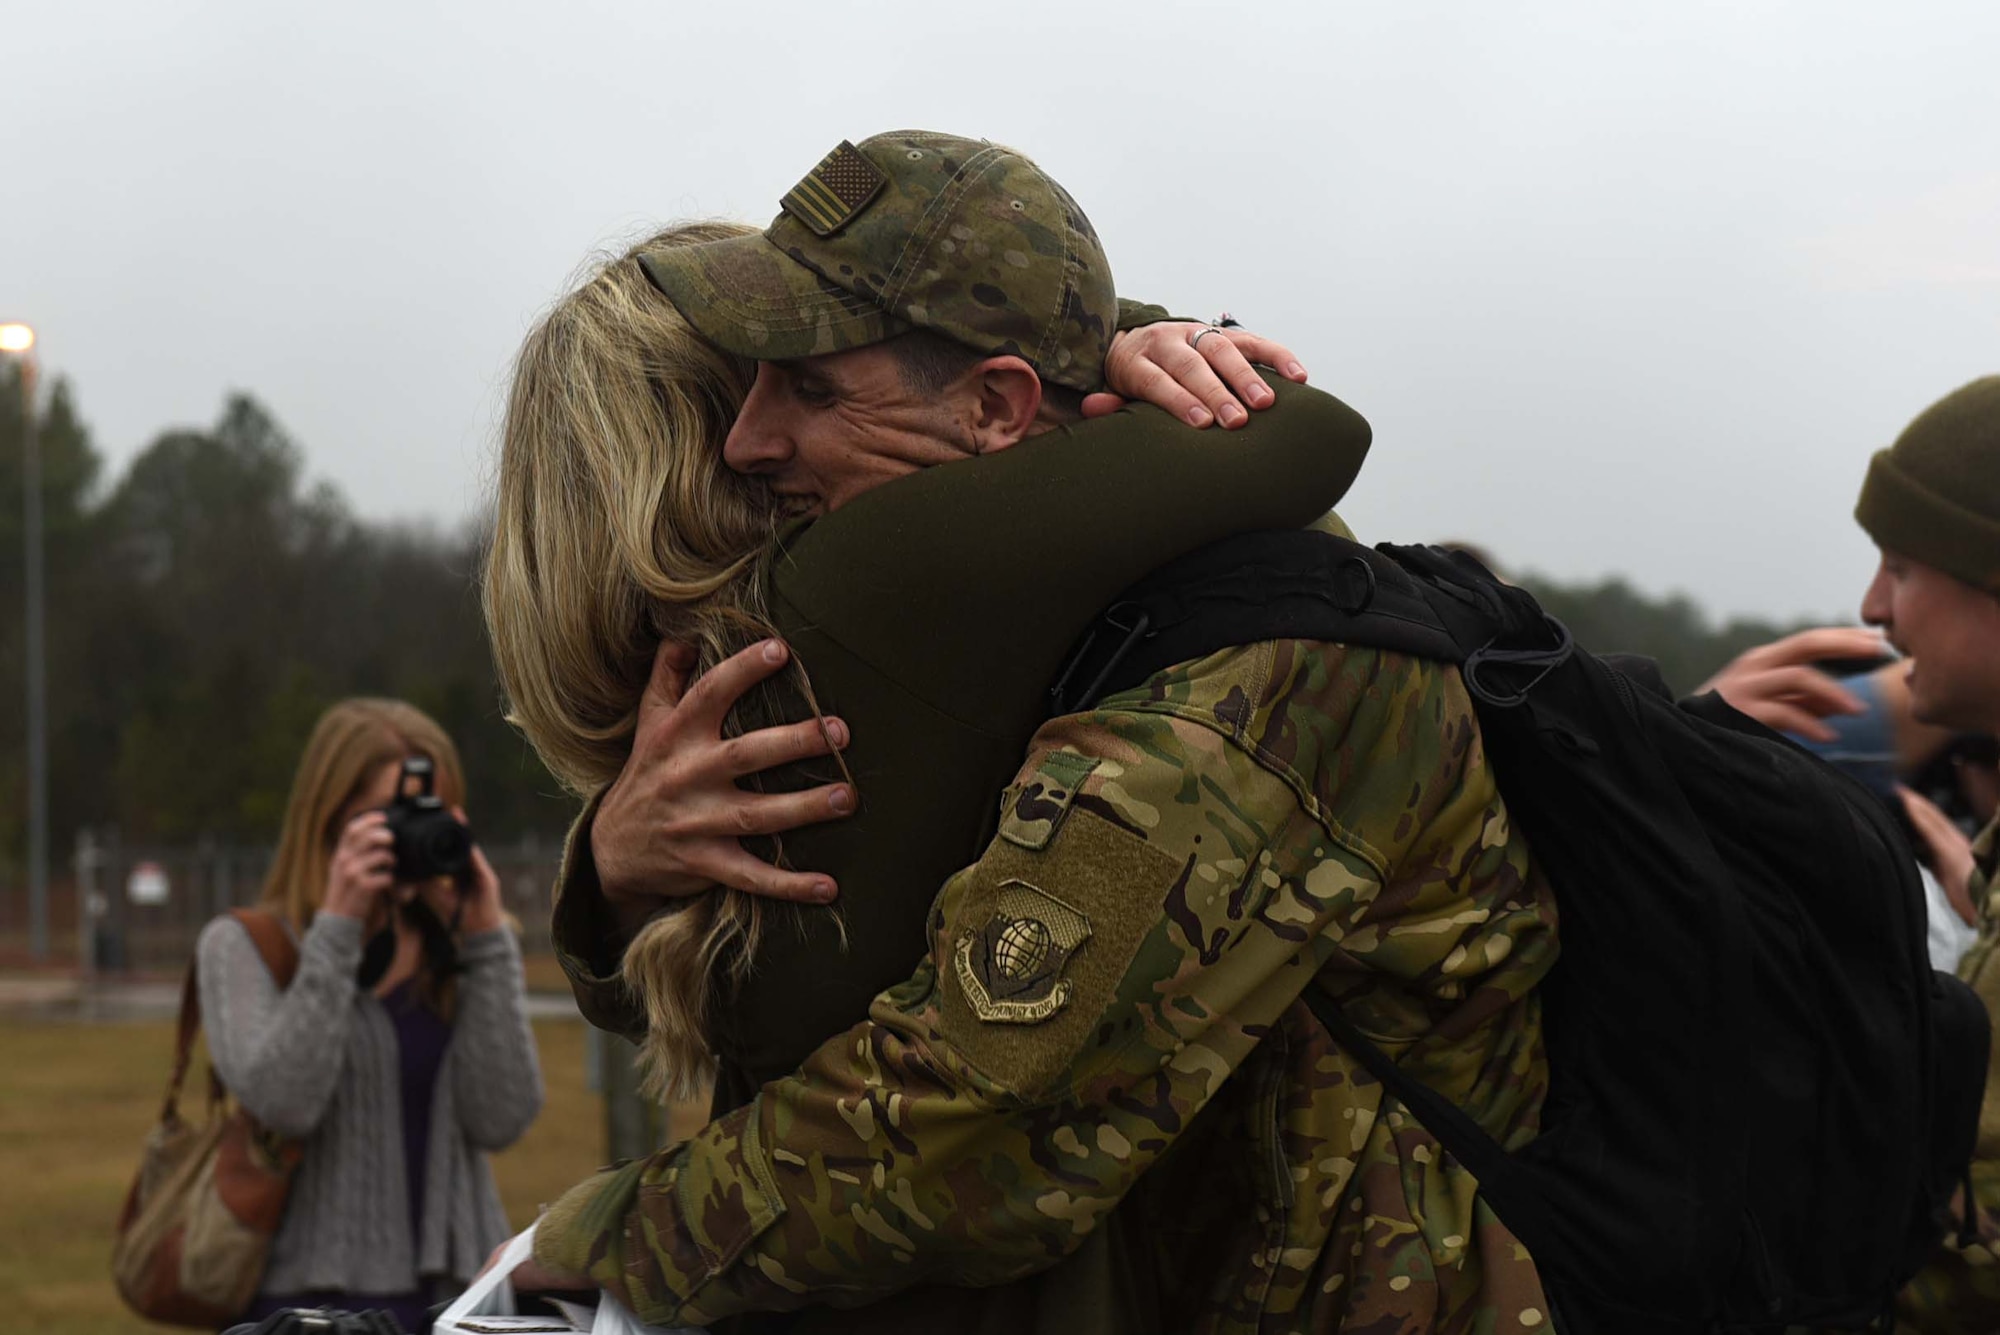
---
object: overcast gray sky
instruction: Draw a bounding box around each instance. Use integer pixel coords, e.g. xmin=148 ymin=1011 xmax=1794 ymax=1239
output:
xmin=6 ymin=0 xmax=1997 ymax=622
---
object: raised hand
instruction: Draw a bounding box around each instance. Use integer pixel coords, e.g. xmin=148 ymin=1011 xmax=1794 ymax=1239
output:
xmin=1697 ymin=627 xmax=1887 ymax=742
xmin=323 ymin=811 xmax=397 ymax=922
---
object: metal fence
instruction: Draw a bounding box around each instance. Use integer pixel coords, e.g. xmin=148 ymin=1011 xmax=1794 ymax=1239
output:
xmin=62 ymin=826 xmax=568 ymax=976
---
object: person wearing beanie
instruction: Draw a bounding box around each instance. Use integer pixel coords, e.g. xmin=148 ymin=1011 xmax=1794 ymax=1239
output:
xmin=1853 ymin=379 xmax=2000 ymax=1331
xmin=1853 ymin=378 xmax=2000 ymax=738
xmin=1711 ymin=375 xmax=2000 ymax=1331
xmin=1855 ymin=376 xmax=2000 ymax=604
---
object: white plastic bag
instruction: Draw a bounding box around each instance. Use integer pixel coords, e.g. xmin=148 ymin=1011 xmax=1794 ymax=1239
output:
xmin=431 ymin=1223 xmax=702 ymax=1335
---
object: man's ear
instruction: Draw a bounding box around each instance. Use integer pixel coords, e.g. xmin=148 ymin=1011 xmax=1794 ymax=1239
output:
xmin=961 ymin=356 xmax=1044 ymax=454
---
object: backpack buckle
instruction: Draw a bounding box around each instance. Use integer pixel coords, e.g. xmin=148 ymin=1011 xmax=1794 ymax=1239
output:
xmin=1048 ymin=602 xmax=1153 ymax=716
xmin=1329 ymin=554 xmax=1377 ymax=614
xmin=1461 ymin=615 xmax=1574 ymax=708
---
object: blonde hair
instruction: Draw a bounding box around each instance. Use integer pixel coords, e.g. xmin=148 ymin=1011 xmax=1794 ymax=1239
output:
xmin=484 ymin=221 xmax=814 ymax=1101
xmin=262 ymin=697 xmax=466 ymax=930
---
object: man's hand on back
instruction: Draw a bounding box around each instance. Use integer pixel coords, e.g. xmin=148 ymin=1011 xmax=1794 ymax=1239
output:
xmin=592 ymin=638 xmax=852 ymax=931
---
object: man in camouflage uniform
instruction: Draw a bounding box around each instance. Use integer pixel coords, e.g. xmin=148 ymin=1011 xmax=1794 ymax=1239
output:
xmin=521 ymin=130 xmax=1559 ymax=1333
xmin=1709 ymin=377 xmax=2000 ymax=1334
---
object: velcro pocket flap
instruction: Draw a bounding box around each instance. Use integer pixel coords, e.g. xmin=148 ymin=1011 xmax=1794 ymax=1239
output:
xmin=997 ymin=751 xmax=1101 ymax=851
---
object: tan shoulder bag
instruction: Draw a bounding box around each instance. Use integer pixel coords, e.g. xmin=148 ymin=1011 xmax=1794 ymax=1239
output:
xmin=112 ymin=908 xmax=304 ymax=1327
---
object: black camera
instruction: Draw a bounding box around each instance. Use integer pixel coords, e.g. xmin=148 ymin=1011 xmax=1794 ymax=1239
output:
xmin=382 ymin=756 xmax=473 ymax=882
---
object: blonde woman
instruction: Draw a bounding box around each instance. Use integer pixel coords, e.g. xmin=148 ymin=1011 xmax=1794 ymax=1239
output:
xmin=485 ymin=221 xmax=1370 ymax=1117
xmin=195 ymin=699 xmax=543 ymax=1331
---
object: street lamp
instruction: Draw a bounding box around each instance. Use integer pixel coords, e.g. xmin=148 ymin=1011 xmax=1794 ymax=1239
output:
xmin=0 ymin=321 xmax=47 ymax=962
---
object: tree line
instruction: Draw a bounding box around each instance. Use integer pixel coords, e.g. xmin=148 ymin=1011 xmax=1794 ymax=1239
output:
xmin=0 ymin=366 xmax=1811 ymax=881
xmin=0 ymin=367 xmax=573 ymax=871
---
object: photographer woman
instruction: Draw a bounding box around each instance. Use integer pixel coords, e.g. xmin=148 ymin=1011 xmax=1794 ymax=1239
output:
xmin=195 ymin=698 xmax=544 ymax=1332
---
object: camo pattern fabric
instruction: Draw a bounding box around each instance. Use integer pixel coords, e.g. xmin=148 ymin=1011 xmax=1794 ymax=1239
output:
xmin=1897 ymin=817 xmax=2000 ymax=1334
xmin=535 ymin=640 xmax=1560 ymax=1334
xmin=638 ymin=130 xmax=1117 ymax=390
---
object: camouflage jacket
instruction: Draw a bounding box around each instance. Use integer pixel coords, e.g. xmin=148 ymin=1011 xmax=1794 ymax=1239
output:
xmin=536 ymin=640 xmax=1560 ymax=1334
xmin=1897 ymin=815 xmax=2000 ymax=1334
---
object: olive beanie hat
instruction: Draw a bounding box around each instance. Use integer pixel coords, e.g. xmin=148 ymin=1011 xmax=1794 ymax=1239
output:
xmin=1854 ymin=375 xmax=2000 ymax=593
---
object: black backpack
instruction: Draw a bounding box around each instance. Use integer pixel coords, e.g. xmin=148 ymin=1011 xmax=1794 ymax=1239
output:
xmin=1052 ymin=530 xmax=1990 ymax=1334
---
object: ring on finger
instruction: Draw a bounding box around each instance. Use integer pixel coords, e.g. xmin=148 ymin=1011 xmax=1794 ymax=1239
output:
xmin=1189 ymin=326 xmax=1227 ymax=352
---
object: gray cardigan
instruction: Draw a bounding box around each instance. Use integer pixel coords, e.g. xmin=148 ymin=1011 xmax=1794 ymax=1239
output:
xmin=196 ymin=911 xmax=545 ymax=1296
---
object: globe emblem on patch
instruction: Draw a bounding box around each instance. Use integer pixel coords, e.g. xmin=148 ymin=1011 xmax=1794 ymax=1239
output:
xmin=992 ymin=916 xmax=1053 ymax=981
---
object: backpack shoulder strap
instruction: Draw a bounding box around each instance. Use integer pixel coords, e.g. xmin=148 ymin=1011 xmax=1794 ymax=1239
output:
xmin=1299 ymin=986 xmax=1516 ymax=1174
xmin=1049 ymin=530 xmax=1571 ymax=1243
xmin=226 ymin=907 xmax=301 ymax=990
xmin=1051 ymin=529 xmax=1469 ymax=715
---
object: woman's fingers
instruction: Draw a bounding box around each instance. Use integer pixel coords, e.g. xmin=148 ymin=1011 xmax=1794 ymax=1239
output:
xmin=640 ymin=639 xmax=700 ymax=718
xmin=1078 ymin=391 xmax=1128 ymax=419
xmin=701 ymin=846 xmax=839 ymax=904
xmin=1115 ymin=353 xmax=1212 ymax=427
xmin=715 ymin=716 xmax=847 ymax=779
xmin=595 ymin=637 xmax=857 ymax=908
xmin=636 ymin=785 xmax=855 ymax=902
xmin=1182 ymin=337 xmax=1268 ymax=426
xmin=1196 ymin=332 xmax=1282 ymax=413
xmin=674 ymin=640 xmax=794 ymax=738
xmin=456 ymin=814 xmax=502 ymax=890
xmin=454 ymin=831 xmax=507 ymax=931
xmin=1101 ymin=321 xmax=1298 ymax=428
xmin=1152 ymin=338 xmax=1252 ymax=428
xmin=685 ymin=782 xmax=855 ymax=842
xmin=346 ymin=861 xmax=396 ymax=894
xmin=335 ymin=819 xmax=393 ymax=876
xmin=1217 ymin=328 xmax=1307 ymax=382
xmin=339 ymin=811 xmax=390 ymax=843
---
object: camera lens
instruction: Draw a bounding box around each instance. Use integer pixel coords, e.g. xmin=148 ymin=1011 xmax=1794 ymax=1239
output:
xmin=424 ymin=821 xmax=471 ymax=875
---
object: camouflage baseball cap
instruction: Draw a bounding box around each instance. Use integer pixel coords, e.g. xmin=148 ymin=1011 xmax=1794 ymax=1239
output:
xmin=638 ymin=130 xmax=1117 ymax=391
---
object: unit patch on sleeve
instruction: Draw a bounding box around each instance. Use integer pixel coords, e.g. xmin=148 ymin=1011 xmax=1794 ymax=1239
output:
xmin=954 ymin=879 xmax=1093 ymax=1024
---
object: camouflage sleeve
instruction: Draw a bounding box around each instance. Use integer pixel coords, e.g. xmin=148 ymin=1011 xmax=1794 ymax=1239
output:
xmin=1899 ymin=826 xmax=2000 ymax=1331
xmin=1896 ymin=1174 xmax=2000 ymax=1333
xmin=533 ymin=665 xmax=1416 ymax=1327
xmin=549 ymin=788 xmax=649 ymax=1042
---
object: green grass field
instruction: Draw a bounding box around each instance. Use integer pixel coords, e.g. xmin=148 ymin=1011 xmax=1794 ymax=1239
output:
xmin=0 ymin=1018 xmax=608 ymax=1335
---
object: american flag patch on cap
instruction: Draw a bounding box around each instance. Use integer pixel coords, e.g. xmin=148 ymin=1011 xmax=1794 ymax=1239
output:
xmin=780 ymin=141 xmax=888 ymax=237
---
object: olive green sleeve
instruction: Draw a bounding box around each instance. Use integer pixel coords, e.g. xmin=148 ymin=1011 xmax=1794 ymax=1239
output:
xmin=548 ymin=789 xmax=649 ymax=1042
xmin=775 ymin=374 xmax=1372 ymax=745
xmin=1114 ymin=297 xmax=1183 ymax=330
